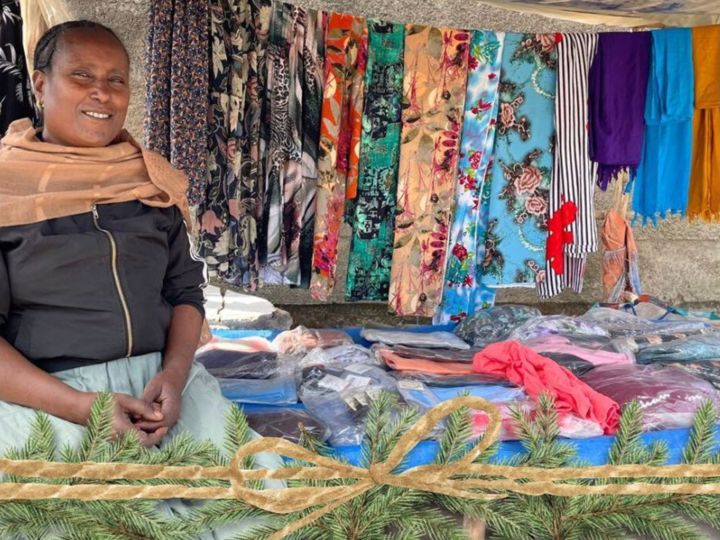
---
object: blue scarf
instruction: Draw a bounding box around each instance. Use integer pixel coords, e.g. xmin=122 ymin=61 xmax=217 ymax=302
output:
xmin=631 ymin=29 xmax=694 ymax=225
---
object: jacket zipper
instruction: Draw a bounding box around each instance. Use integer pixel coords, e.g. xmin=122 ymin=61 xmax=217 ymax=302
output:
xmin=92 ymin=204 xmax=133 ymax=357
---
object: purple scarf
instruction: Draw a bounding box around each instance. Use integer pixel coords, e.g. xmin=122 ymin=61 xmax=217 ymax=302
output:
xmin=589 ymin=32 xmax=651 ymax=191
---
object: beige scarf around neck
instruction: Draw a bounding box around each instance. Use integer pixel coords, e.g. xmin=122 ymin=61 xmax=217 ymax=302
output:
xmin=0 ymin=118 xmax=191 ymax=228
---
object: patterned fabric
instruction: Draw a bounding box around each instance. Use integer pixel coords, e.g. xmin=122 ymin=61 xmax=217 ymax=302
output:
xmin=388 ymin=25 xmax=470 ymax=317
xmin=198 ymin=0 xmax=271 ymax=290
xmin=260 ymin=5 xmax=325 ymax=287
xmin=298 ymin=10 xmax=326 ymax=288
xmin=309 ymin=14 xmax=367 ymax=301
xmin=0 ymin=0 xmax=34 ymax=134
xmin=537 ymin=33 xmax=598 ymax=299
xmin=435 ymin=31 xmax=504 ymax=324
xmin=480 ymin=33 xmax=558 ymax=288
xmin=345 ymin=20 xmax=405 ymax=301
xmin=144 ymin=0 xmax=208 ymax=206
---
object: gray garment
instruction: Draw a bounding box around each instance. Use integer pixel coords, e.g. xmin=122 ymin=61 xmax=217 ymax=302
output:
xmin=0 ymin=352 xmax=282 ymax=539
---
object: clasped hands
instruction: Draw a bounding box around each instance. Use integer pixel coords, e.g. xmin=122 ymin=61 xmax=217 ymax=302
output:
xmin=93 ymin=368 xmax=186 ymax=448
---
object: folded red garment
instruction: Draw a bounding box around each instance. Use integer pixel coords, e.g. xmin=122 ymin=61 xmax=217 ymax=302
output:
xmin=472 ymin=341 xmax=620 ymax=434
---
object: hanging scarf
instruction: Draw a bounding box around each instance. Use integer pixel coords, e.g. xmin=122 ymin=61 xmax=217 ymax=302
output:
xmin=537 ymin=33 xmax=598 ymax=299
xmin=632 ymin=29 xmax=694 ymax=225
xmin=260 ymin=4 xmax=322 ymax=287
xmin=601 ymin=208 xmax=642 ymax=303
xmin=689 ymin=25 xmax=720 ymax=222
xmin=0 ymin=119 xmax=191 ymax=228
xmin=1 ymin=0 xmax=35 ymax=134
xmin=199 ymin=0 xmax=271 ymax=290
xmin=480 ymin=33 xmax=558 ymax=289
xmin=309 ymin=14 xmax=367 ymax=301
xmin=345 ymin=20 xmax=405 ymax=302
xmin=388 ymin=25 xmax=470 ymax=317
xmin=144 ymin=0 xmax=208 ymax=206
xmin=435 ymin=30 xmax=504 ymax=324
xmin=297 ymin=9 xmax=325 ymax=289
xmin=588 ymin=32 xmax=651 ymax=191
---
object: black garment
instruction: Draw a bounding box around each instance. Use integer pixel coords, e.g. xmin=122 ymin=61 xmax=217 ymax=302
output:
xmin=1 ymin=0 xmax=35 ymax=134
xmin=196 ymin=347 xmax=279 ymax=379
xmin=0 ymin=201 xmax=205 ymax=372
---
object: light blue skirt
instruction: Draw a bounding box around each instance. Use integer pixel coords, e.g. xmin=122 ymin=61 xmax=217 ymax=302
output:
xmin=0 ymin=353 xmax=282 ymax=539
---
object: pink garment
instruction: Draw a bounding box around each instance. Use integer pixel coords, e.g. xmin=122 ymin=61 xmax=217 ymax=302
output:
xmin=378 ymin=348 xmax=475 ymax=375
xmin=472 ymin=341 xmax=620 ymax=434
xmin=525 ymin=335 xmax=634 ymax=366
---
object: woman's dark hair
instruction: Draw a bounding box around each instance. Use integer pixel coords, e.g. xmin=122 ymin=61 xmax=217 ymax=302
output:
xmin=33 ymin=20 xmax=128 ymax=73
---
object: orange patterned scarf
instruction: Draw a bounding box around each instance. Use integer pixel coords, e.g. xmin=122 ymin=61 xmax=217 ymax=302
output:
xmin=0 ymin=118 xmax=191 ymax=228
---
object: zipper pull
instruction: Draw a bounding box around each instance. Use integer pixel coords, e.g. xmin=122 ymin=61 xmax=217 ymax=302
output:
xmin=91 ymin=204 xmax=99 ymax=220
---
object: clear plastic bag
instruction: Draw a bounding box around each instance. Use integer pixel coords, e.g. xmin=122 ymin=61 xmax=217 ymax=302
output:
xmin=196 ymin=342 xmax=281 ymax=379
xmin=634 ymin=333 xmax=720 ymax=364
xmin=471 ymin=401 xmax=604 ymax=441
xmin=523 ymin=335 xmax=635 ymax=367
xmin=453 ymin=305 xmax=542 ymax=348
xmin=361 ymin=329 xmax=470 ymax=350
xmin=246 ymin=409 xmax=331 ymax=443
xmin=583 ymin=307 xmax=712 ymax=338
xmin=298 ymin=364 xmax=399 ymax=446
xmin=273 ymin=327 xmax=353 ymax=355
xmin=581 ymin=364 xmax=720 ymax=431
xmin=299 ymin=344 xmax=378 ymax=369
xmin=372 ymin=344 xmax=478 ymax=363
xmin=220 ymin=373 xmax=298 ymax=405
xmin=508 ymin=315 xmax=611 ymax=342
xmin=388 ymin=370 xmax=512 ymax=387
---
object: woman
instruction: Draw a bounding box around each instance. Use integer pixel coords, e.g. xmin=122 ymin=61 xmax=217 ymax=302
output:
xmin=0 ymin=20 xmax=278 ymax=529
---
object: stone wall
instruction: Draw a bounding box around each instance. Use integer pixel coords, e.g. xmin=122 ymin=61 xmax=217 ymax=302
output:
xmin=62 ymin=0 xmax=720 ymax=316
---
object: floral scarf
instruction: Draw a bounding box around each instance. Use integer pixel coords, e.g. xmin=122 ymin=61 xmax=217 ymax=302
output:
xmin=480 ymin=33 xmax=558 ymax=289
xmin=309 ymin=14 xmax=367 ymax=301
xmin=144 ymin=0 xmax=209 ymax=207
xmin=345 ymin=20 xmax=405 ymax=302
xmin=435 ymin=30 xmax=504 ymax=324
xmin=388 ymin=25 xmax=470 ymax=317
xmin=198 ymin=0 xmax=271 ymax=290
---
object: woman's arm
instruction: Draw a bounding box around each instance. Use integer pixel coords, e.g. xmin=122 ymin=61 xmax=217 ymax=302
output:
xmin=0 ymin=337 xmax=95 ymax=424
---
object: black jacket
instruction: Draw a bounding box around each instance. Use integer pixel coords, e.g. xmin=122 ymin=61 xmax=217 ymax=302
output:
xmin=0 ymin=201 xmax=206 ymax=373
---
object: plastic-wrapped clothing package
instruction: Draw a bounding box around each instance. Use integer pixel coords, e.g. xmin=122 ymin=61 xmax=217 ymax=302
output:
xmin=453 ymin=305 xmax=542 ymax=348
xmin=378 ymin=348 xmax=476 ymax=375
xmin=536 ymin=353 xmax=597 ymax=376
xmin=195 ymin=344 xmax=280 ymax=379
xmin=298 ymin=363 xmax=399 ymax=446
xmin=582 ymin=364 xmax=720 ymax=431
xmin=635 ymin=333 xmax=720 ymax=364
xmin=524 ymin=335 xmax=634 ymax=366
xmin=508 ymin=316 xmax=611 ymax=342
xmin=273 ymin=327 xmax=353 ymax=355
xmin=430 ymin=384 xmax=526 ymax=403
xmin=360 ymin=329 xmax=470 ymax=350
xmin=662 ymin=361 xmax=720 ymax=390
xmin=472 ymin=341 xmax=620 ymax=434
xmin=299 ymin=344 xmax=378 ymax=369
xmin=220 ymin=374 xmax=298 ymax=405
xmin=246 ymin=409 xmax=331 ymax=443
xmin=583 ymin=307 xmax=712 ymax=337
xmin=471 ymin=401 xmax=604 ymax=441
xmin=201 ymin=336 xmax=275 ymax=351
xmin=372 ymin=344 xmax=480 ymax=363
xmin=388 ymin=370 xmax=512 ymax=387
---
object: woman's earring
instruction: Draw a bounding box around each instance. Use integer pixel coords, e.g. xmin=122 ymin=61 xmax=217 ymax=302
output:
xmin=38 ymin=99 xmax=44 ymax=109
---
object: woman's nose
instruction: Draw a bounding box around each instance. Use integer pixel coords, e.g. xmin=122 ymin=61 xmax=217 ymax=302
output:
xmin=89 ymin=81 xmax=111 ymax=102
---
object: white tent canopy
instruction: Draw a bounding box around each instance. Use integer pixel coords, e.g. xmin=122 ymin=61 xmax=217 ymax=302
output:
xmin=482 ymin=0 xmax=720 ymax=27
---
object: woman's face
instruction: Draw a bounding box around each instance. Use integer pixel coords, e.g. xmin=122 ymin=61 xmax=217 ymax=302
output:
xmin=32 ymin=28 xmax=130 ymax=147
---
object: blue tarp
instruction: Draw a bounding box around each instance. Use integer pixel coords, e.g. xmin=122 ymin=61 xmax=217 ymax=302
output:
xmin=219 ymin=326 xmax=720 ymax=469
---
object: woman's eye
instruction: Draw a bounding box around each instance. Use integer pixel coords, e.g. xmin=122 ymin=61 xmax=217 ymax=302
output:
xmin=73 ymin=72 xmax=91 ymax=79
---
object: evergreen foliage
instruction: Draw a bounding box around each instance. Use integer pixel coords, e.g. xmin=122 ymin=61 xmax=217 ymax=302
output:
xmin=2 ymin=391 xmax=720 ymax=539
